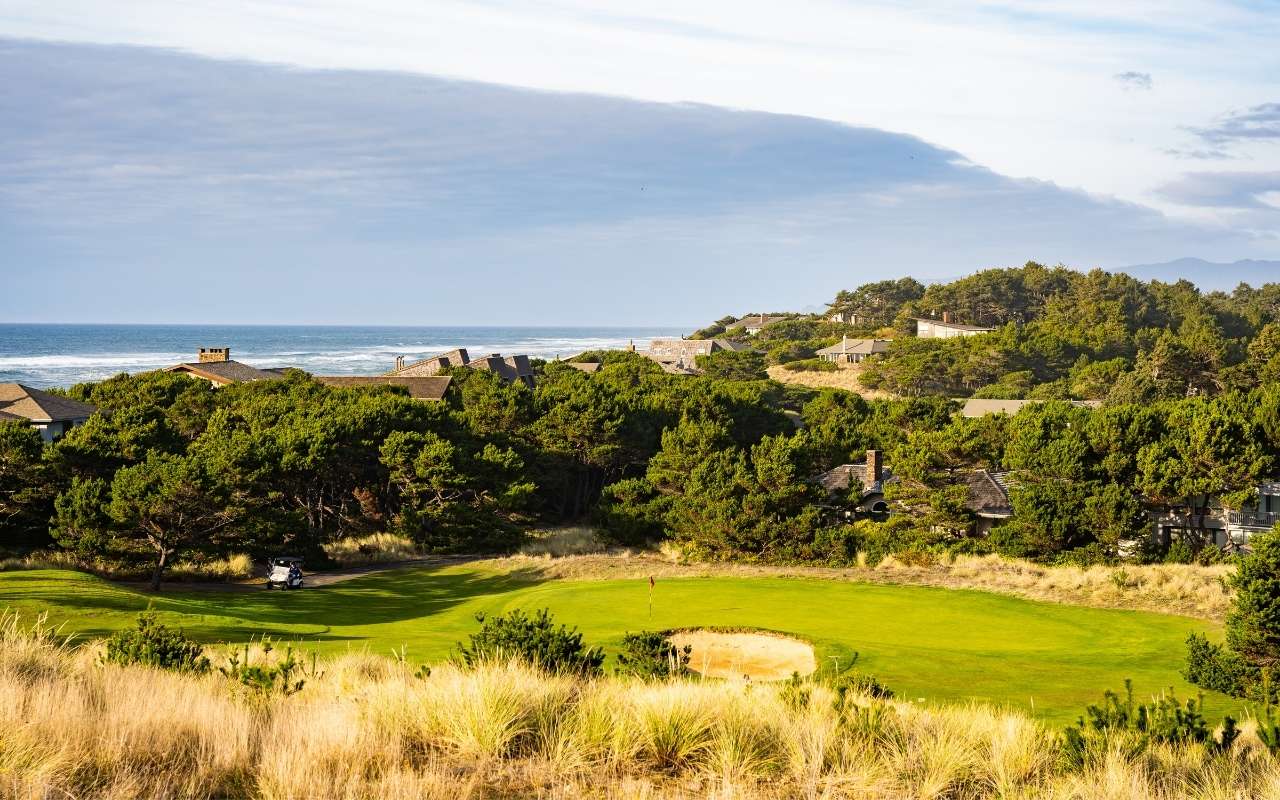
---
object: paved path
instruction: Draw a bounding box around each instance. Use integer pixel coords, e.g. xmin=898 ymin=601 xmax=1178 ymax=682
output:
xmin=128 ymin=555 xmax=477 ymax=593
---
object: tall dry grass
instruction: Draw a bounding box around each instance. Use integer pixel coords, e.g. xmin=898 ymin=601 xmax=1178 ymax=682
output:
xmin=324 ymin=533 xmax=424 ymax=566
xmin=3 ymin=612 xmax=1279 ymax=799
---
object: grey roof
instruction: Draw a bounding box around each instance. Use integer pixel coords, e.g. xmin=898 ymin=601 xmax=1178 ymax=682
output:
xmin=565 ymin=362 xmax=602 ymax=373
xmin=966 ymin=470 xmax=1014 ymax=518
xmin=815 ymin=338 xmax=893 ymax=356
xmin=0 ymin=383 xmax=98 ymax=423
xmin=815 ymin=463 xmax=895 ymax=497
xmin=732 ymin=314 xmax=791 ymax=329
xmin=314 ymin=375 xmax=452 ymax=401
xmin=960 ymin=398 xmax=1102 ymax=418
xmin=166 ymin=360 xmax=284 ymax=384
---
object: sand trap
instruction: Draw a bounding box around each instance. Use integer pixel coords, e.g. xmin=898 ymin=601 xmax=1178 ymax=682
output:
xmin=668 ymin=630 xmax=816 ymax=682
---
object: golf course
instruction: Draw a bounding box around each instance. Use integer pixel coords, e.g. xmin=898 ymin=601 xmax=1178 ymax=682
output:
xmin=0 ymin=562 xmax=1238 ymax=725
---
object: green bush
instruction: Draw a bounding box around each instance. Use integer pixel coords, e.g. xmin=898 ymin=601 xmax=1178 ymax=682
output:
xmin=781 ymin=358 xmax=837 ymax=373
xmin=218 ymin=641 xmax=313 ymax=696
xmin=1182 ymin=633 xmax=1259 ymax=699
xmin=1061 ymin=679 xmax=1237 ymax=767
xmin=102 ymin=612 xmax=209 ymax=672
xmin=615 ymin=631 xmax=692 ymax=679
xmin=455 ymin=608 xmax=605 ymax=676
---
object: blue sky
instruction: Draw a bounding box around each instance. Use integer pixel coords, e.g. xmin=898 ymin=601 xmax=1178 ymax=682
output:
xmin=0 ymin=3 xmax=1277 ymax=325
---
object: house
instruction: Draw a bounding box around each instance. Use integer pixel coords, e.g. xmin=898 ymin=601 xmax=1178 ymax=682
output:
xmin=965 ymin=470 xmax=1015 ymax=536
xmin=960 ymin=398 xmax=1102 ymax=418
xmin=816 ymin=337 xmax=892 ymax=364
xmin=388 ymin=348 xmax=535 ymax=388
xmin=564 ymin=362 xmax=602 ymax=374
xmin=828 ymin=309 xmax=873 ymax=326
xmin=644 ymin=338 xmax=756 ymax=374
xmin=313 ymin=376 xmax=452 ymax=401
xmin=1152 ymin=481 xmax=1280 ymax=549
xmin=165 ymin=348 xmax=286 ymax=386
xmin=815 ymin=450 xmax=895 ymax=517
xmin=731 ymin=314 xmax=791 ymax=335
xmin=914 ymin=314 xmax=995 ymax=339
xmin=0 ymin=383 xmax=98 ymax=441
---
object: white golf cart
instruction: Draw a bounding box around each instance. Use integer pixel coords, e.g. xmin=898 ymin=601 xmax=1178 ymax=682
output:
xmin=266 ymin=556 xmax=304 ymax=590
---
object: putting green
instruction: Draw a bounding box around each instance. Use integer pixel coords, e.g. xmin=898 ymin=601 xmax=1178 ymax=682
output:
xmin=0 ymin=565 xmax=1235 ymax=725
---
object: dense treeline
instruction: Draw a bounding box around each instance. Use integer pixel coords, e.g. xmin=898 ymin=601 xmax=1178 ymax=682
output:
xmin=6 ymin=265 xmax=1280 ymax=583
xmin=703 ymin=263 xmax=1280 ymax=399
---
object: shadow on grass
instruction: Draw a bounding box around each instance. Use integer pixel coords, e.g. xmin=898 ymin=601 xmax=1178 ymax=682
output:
xmin=4 ymin=564 xmax=548 ymax=640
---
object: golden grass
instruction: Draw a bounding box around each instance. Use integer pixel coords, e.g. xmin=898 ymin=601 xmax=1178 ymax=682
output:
xmin=765 ymin=363 xmax=894 ymax=400
xmin=482 ymin=551 xmax=1236 ymax=621
xmin=517 ymin=526 xmax=607 ymax=558
xmin=324 ymin=533 xmax=423 ymax=566
xmin=3 ymin=612 xmax=1278 ymax=799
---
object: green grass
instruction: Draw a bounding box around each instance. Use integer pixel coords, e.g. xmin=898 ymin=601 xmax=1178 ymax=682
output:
xmin=0 ymin=565 xmax=1237 ymax=725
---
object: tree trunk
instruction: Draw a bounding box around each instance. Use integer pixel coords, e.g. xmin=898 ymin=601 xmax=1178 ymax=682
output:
xmin=149 ymin=548 xmax=168 ymax=592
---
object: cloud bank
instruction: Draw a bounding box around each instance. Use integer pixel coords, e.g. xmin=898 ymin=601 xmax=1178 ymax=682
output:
xmin=0 ymin=40 xmax=1272 ymax=326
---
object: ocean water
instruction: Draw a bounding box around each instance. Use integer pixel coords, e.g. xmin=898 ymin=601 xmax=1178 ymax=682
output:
xmin=0 ymin=324 xmax=690 ymax=388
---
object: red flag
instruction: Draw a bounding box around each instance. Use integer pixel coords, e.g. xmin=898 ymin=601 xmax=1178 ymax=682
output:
xmin=649 ymin=576 xmax=655 ymax=588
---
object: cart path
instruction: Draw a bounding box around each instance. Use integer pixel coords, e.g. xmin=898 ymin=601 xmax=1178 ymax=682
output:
xmin=126 ymin=555 xmax=480 ymax=593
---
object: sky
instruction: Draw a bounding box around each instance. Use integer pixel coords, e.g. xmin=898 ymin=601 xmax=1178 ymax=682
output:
xmin=0 ymin=1 xmax=1278 ymax=325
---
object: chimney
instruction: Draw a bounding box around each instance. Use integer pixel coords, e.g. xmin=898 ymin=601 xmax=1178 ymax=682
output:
xmin=395 ymin=355 xmax=406 ymax=371
xmin=628 ymin=339 xmax=636 ymax=352
xmin=198 ymin=347 xmax=230 ymax=363
xmin=865 ymin=450 xmax=883 ymax=487
xmin=942 ymin=311 xmax=955 ymax=324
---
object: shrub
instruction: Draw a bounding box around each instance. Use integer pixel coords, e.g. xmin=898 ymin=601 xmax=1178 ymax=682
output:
xmin=1061 ymin=679 xmax=1237 ymax=767
xmin=1226 ymin=528 xmax=1280 ymax=669
xmin=616 ymin=631 xmax=691 ymax=679
xmin=1183 ymin=633 xmax=1259 ymax=698
xmin=102 ymin=612 xmax=209 ymax=673
xmin=218 ymin=641 xmax=313 ymax=696
xmin=831 ymin=670 xmax=894 ymax=701
xmin=781 ymin=358 xmax=837 ymax=373
xmin=455 ymin=608 xmax=605 ymax=676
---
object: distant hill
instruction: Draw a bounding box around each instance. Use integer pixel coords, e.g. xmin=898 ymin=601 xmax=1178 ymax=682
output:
xmin=1118 ymin=258 xmax=1280 ymax=291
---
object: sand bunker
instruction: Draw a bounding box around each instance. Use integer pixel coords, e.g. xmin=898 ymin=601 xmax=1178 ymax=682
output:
xmin=668 ymin=630 xmax=816 ymax=682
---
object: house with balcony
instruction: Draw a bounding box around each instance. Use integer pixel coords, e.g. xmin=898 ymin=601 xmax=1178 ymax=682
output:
xmin=1152 ymin=482 xmax=1280 ymax=549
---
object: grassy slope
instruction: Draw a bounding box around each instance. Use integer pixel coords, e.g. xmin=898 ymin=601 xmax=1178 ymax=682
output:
xmin=0 ymin=565 xmax=1233 ymax=725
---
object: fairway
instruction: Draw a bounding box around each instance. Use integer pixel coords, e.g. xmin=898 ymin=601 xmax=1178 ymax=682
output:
xmin=0 ymin=565 xmax=1236 ymax=725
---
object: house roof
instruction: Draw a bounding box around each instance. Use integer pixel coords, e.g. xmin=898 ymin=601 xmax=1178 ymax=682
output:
xmin=913 ymin=318 xmax=996 ymax=333
xmin=166 ymin=360 xmax=285 ymax=384
xmin=0 ymin=383 xmax=98 ymax=423
xmin=313 ymin=376 xmax=453 ymax=401
xmin=815 ymin=338 xmax=893 ymax=356
xmin=732 ymin=314 xmax=791 ymax=329
xmin=966 ymin=470 xmax=1014 ymax=518
xmin=960 ymin=398 xmax=1102 ymax=418
xmin=815 ymin=463 xmax=895 ymax=497
xmin=565 ymin=362 xmax=602 ymax=373
xmin=649 ymin=337 xmax=755 ymax=354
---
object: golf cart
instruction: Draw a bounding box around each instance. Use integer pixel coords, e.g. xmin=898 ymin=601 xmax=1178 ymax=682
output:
xmin=266 ymin=556 xmax=304 ymax=590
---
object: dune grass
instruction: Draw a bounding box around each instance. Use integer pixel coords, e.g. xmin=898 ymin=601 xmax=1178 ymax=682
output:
xmin=0 ymin=563 xmax=1240 ymax=726
xmin=3 ymin=620 xmax=1277 ymax=800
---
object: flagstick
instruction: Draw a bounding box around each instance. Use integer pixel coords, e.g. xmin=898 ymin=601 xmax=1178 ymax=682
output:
xmin=648 ymin=576 xmax=654 ymax=620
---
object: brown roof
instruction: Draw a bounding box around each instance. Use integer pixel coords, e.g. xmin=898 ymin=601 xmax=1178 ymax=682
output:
xmin=815 ymin=462 xmax=895 ymax=496
xmin=0 ymin=383 xmax=98 ymax=423
xmin=314 ymin=375 xmax=452 ymax=401
xmin=565 ymin=362 xmax=602 ymax=373
xmin=966 ymin=470 xmax=1014 ymax=517
xmin=732 ymin=314 xmax=791 ymax=329
xmin=166 ymin=360 xmax=285 ymax=384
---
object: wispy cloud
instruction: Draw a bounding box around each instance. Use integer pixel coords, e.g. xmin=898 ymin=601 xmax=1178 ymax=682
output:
xmin=1114 ymin=71 xmax=1153 ymax=91
xmin=1191 ymin=102 xmax=1280 ymax=145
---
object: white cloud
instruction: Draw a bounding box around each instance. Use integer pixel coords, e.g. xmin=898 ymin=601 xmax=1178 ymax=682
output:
xmin=2 ymin=0 xmax=1277 ymax=222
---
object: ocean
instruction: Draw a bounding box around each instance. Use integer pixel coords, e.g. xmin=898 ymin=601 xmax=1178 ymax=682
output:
xmin=0 ymin=324 xmax=691 ymax=388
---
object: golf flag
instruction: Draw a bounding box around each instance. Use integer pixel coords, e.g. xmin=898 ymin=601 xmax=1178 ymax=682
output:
xmin=648 ymin=576 xmax=654 ymax=619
